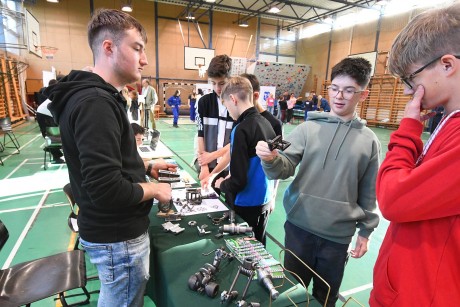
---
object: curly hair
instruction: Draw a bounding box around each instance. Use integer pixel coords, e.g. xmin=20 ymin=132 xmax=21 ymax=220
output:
xmin=331 ymin=57 xmax=372 ymax=88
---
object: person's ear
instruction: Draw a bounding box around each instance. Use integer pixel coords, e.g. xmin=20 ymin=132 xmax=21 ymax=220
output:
xmin=101 ymin=40 xmax=114 ymax=56
xmin=230 ymin=94 xmax=238 ymax=105
xmin=253 ymin=91 xmax=260 ymax=102
xmin=359 ymin=89 xmax=369 ymax=102
xmin=441 ymin=54 xmax=457 ymax=76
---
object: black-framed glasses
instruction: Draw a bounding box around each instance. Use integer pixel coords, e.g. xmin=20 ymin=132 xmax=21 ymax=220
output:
xmin=400 ymin=55 xmax=460 ymax=89
xmin=327 ymin=86 xmax=363 ymax=100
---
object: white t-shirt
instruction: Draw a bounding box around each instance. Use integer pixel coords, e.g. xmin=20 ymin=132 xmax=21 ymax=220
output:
xmin=217 ymin=96 xmax=228 ymax=152
xmin=37 ymin=99 xmax=53 ymax=117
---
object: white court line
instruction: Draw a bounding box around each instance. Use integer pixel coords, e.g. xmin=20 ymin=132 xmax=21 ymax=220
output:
xmin=1 ymin=189 xmax=49 ymax=269
xmin=0 ymin=202 xmax=66 ymax=214
xmin=3 ymin=159 xmax=28 ymax=180
xmin=0 ymin=134 xmax=41 ymax=164
xmin=0 ymin=189 xmax=61 ymax=203
xmin=340 ymin=283 xmax=373 ymax=297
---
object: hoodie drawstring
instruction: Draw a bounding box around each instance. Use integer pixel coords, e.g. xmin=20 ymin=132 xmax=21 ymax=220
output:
xmin=322 ymin=121 xmax=341 ymax=169
xmin=335 ymin=121 xmax=353 ymax=160
xmin=322 ymin=120 xmax=354 ymax=169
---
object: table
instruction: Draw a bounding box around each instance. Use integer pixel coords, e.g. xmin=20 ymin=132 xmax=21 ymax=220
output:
xmin=147 ymin=209 xmax=320 ymax=307
xmin=138 ymin=140 xmax=174 ymax=160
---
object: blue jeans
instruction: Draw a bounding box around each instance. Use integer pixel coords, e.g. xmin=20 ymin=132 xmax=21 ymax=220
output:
xmin=284 ymin=221 xmax=349 ymax=307
xmin=267 ymin=106 xmax=274 ymax=115
xmin=80 ymin=232 xmax=150 ymax=307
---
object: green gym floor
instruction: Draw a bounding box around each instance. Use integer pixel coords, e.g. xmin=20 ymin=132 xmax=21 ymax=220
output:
xmin=0 ymin=116 xmax=428 ymax=306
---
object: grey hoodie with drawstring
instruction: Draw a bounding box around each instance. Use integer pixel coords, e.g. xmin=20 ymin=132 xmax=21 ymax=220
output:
xmin=262 ymin=111 xmax=381 ymax=244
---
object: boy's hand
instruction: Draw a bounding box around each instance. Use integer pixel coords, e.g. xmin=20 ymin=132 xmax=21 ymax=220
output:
xmin=350 ymin=235 xmax=369 ymax=258
xmin=256 ymin=141 xmax=278 ymax=162
xmin=404 ymin=85 xmax=436 ymax=122
xmin=214 ymin=177 xmax=225 ymax=189
xmin=146 ymin=159 xmax=177 ymax=179
xmin=198 ymin=151 xmax=215 ymax=166
xmin=152 ymin=182 xmax=172 ymax=204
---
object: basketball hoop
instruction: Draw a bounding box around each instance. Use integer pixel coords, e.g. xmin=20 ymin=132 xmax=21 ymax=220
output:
xmin=198 ymin=64 xmax=206 ymax=78
xmin=36 ymin=46 xmax=58 ymax=60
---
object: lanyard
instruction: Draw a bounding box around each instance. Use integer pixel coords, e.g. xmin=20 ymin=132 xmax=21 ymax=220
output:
xmin=416 ymin=110 xmax=460 ymax=165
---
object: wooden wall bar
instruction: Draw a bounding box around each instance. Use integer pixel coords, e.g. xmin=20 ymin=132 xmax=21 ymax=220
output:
xmin=0 ymin=56 xmax=25 ymax=121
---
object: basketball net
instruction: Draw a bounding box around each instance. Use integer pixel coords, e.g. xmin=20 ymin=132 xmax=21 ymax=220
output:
xmin=35 ymin=46 xmax=58 ymax=60
xmin=198 ymin=64 xmax=206 ymax=78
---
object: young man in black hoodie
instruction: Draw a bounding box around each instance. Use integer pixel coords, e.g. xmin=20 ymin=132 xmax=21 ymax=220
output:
xmin=45 ymin=9 xmax=174 ymax=306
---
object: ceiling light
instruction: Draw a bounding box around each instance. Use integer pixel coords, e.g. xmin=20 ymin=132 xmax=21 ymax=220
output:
xmin=121 ymin=1 xmax=133 ymax=12
xmin=186 ymin=13 xmax=195 ymax=20
xmin=121 ymin=5 xmax=132 ymax=12
xmin=204 ymin=0 xmax=216 ymax=2
xmin=239 ymin=20 xmax=249 ymax=27
xmin=268 ymin=6 xmax=281 ymax=14
xmin=46 ymin=0 xmax=59 ymax=2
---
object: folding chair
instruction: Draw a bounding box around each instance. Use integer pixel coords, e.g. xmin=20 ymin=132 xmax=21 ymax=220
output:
xmin=63 ymin=183 xmax=80 ymax=251
xmin=63 ymin=184 xmax=99 ymax=283
xmin=0 ymin=117 xmax=20 ymax=153
xmin=43 ymin=126 xmax=63 ymax=170
xmin=0 ymin=220 xmax=90 ymax=307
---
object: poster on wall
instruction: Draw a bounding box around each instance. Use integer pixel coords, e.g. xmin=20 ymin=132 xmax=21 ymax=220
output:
xmin=259 ymin=86 xmax=276 ymax=109
xmin=230 ymin=57 xmax=247 ymax=76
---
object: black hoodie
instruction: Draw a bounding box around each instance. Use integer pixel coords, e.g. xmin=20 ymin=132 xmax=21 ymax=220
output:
xmin=44 ymin=70 xmax=149 ymax=243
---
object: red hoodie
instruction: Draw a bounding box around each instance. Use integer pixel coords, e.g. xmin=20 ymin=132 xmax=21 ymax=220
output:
xmin=370 ymin=117 xmax=460 ymax=306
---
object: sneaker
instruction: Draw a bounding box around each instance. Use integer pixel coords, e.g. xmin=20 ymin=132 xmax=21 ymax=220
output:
xmin=52 ymin=158 xmax=66 ymax=164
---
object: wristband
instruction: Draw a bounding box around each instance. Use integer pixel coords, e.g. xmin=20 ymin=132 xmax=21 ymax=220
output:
xmin=146 ymin=161 xmax=155 ymax=176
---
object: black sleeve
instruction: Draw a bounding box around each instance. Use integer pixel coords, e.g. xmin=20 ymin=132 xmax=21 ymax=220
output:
xmin=71 ymin=96 xmax=144 ymax=209
xmin=220 ymin=128 xmax=249 ymax=196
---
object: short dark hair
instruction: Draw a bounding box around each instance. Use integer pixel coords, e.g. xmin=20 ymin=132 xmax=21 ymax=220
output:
xmin=48 ymin=79 xmax=57 ymax=86
xmin=131 ymin=123 xmax=145 ymax=136
xmin=88 ymin=9 xmax=147 ymax=58
xmin=240 ymin=73 xmax=260 ymax=92
xmin=331 ymin=57 xmax=372 ymax=88
xmin=207 ymin=55 xmax=232 ymax=78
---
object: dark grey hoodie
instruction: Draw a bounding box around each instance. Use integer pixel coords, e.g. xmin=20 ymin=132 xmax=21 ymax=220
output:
xmin=262 ymin=112 xmax=381 ymax=244
xmin=44 ymin=70 xmax=149 ymax=243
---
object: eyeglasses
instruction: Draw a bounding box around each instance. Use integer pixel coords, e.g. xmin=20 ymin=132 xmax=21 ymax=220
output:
xmin=327 ymin=86 xmax=363 ymax=99
xmin=400 ymin=55 xmax=460 ymax=89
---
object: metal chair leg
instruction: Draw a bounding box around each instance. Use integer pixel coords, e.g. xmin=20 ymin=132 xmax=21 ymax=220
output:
xmin=3 ymin=132 xmax=20 ymax=153
xmin=44 ymin=148 xmax=49 ymax=170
